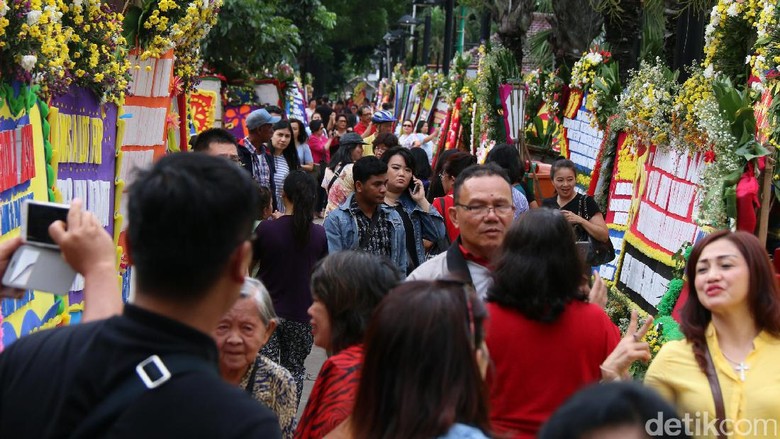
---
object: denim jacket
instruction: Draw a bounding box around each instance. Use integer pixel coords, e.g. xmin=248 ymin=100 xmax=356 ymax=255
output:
xmin=395 ymin=193 xmax=446 ymax=267
xmin=323 ymin=193 xmax=408 ymax=271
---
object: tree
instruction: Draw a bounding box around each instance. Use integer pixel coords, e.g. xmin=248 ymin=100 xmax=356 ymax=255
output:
xmin=306 ymin=0 xmax=407 ymax=94
xmin=550 ymin=1 xmax=603 ymax=75
xmin=202 ymin=0 xmax=301 ymax=82
xmin=597 ymin=0 xmax=643 ymax=82
xmin=277 ymin=0 xmax=336 ymax=72
xmin=464 ymin=0 xmax=536 ymax=66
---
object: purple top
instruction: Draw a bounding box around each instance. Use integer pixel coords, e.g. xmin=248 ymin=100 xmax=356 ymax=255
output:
xmin=254 ymin=216 xmax=328 ymax=322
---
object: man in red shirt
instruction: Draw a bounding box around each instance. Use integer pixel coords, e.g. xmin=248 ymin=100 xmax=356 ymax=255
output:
xmin=353 ymin=105 xmax=375 ymax=137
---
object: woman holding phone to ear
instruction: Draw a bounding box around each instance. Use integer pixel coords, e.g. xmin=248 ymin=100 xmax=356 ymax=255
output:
xmin=381 ymin=147 xmax=445 ymax=275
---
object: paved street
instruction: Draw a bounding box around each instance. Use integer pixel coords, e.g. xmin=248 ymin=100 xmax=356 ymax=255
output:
xmin=297 ymin=346 xmax=327 ymax=419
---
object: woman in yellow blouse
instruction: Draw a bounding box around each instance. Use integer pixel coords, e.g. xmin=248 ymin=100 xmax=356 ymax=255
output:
xmin=645 ymin=230 xmax=780 ymax=439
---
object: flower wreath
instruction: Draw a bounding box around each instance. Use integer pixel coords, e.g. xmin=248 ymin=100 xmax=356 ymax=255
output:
xmin=702 ymin=0 xmax=762 ymax=82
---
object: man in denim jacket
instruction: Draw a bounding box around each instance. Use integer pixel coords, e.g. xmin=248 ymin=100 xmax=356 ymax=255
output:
xmin=324 ymin=156 xmax=408 ymax=272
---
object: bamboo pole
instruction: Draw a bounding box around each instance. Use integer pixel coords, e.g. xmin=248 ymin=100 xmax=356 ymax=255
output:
xmin=757 ymin=155 xmax=775 ymax=246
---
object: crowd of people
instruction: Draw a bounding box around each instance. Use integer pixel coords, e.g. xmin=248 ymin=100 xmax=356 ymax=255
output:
xmin=0 ymin=96 xmax=778 ymax=439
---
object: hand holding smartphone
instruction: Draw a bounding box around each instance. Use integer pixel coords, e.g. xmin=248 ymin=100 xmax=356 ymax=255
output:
xmin=1 ymin=200 xmax=77 ymax=295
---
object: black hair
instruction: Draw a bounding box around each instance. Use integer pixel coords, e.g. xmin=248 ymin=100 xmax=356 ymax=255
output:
xmin=488 ymin=208 xmax=586 ymax=322
xmin=310 ymin=119 xmax=323 ymax=132
xmin=288 ymin=118 xmax=308 ymax=145
xmin=443 ymin=152 xmax=477 ymax=180
xmin=550 ymin=158 xmax=577 ymax=179
xmin=271 ymin=120 xmax=301 ymax=171
xmin=128 ymin=153 xmax=258 ymax=300
xmin=352 ymin=156 xmax=388 ymax=185
xmin=351 ymin=280 xmax=490 ymax=438
xmin=486 ymin=143 xmax=524 ymax=184
xmin=328 ymin=141 xmax=363 ymax=170
xmin=415 ymin=120 xmax=428 ymax=133
xmin=310 ymin=251 xmax=402 ymax=353
xmin=381 ymin=102 xmax=392 ymax=110
xmin=539 ymin=382 xmax=688 ymax=439
xmin=256 ymin=185 xmax=272 ymax=220
xmin=359 ymin=104 xmax=372 ymax=116
xmin=265 ymin=105 xmax=283 ymax=116
xmin=381 ymin=147 xmax=415 ymax=192
xmin=409 ymin=148 xmax=432 ymax=180
xmin=452 ymin=164 xmax=510 ymax=205
xmin=427 ymin=149 xmax=459 ymax=202
xmin=372 ymin=132 xmax=399 ymax=148
xmin=283 ymin=171 xmax=317 ymax=249
xmin=192 ymin=128 xmax=237 ymax=153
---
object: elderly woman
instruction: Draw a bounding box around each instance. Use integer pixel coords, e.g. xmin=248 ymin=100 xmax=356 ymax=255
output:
xmin=644 ymin=231 xmax=780 ymax=437
xmin=213 ymin=278 xmax=297 ymax=439
xmin=295 ymin=251 xmax=402 ymax=439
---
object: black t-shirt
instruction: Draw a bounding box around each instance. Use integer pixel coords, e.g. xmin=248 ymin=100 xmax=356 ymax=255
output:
xmin=315 ymin=105 xmax=332 ymax=125
xmin=0 ymin=305 xmax=281 ymax=438
xmin=542 ymin=193 xmax=601 ymax=241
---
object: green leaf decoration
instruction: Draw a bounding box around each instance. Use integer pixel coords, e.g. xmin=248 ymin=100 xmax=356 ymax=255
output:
xmin=123 ymin=6 xmax=143 ymax=46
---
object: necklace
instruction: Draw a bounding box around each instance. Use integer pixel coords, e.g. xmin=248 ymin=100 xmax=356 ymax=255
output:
xmin=720 ymin=350 xmax=750 ymax=381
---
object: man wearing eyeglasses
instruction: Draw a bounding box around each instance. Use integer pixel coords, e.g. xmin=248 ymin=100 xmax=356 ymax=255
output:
xmin=353 ymin=105 xmax=375 ymax=137
xmin=408 ymin=164 xmax=514 ymax=299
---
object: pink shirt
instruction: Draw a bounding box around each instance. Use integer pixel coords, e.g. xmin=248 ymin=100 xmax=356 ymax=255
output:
xmin=308 ymin=132 xmax=330 ymax=163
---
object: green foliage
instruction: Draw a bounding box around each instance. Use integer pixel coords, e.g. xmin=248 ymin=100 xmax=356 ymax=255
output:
xmin=476 ymin=45 xmax=519 ymax=143
xmin=656 ymin=315 xmax=684 ymax=341
xmin=535 ymin=0 xmax=552 ymax=13
xmin=605 ymin=285 xmax=634 ymax=330
xmin=678 ymin=0 xmax=717 ymax=14
xmin=279 ymin=0 xmax=336 ymax=59
xmin=202 ymin=0 xmax=301 ymax=82
xmin=712 ymin=77 xmax=770 ymax=162
xmin=589 ymin=0 xmax=624 ymax=22
xmin=593 ymin=123 xmax=620 ymax=210
xmin=589 ymin=61 xmax=622 ymax=130
xmin=525 ymin=115 xmax=557 ymax=154
xmin=527 ymin=29 xmax=554 ymax=71
xmin=710 ymin=15 xmax=755 ymax=86
xmin=639 ymin=0 xmax=665 ymax=62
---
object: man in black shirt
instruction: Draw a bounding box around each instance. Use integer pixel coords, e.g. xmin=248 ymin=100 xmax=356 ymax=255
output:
xmin=0 ymin=153 xmax=281 ymax=438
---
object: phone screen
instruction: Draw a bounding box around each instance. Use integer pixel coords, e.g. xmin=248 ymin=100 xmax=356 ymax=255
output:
xmin=26 ymin=202 xmax=68 ymax=246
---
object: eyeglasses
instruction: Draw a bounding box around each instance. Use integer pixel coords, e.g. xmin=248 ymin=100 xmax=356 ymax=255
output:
xmin=403 ymin=124 xmax=412 ymax=127
xmin=438 ymin=172 xmax=449 ymax=180
xmin=455 ymin=203 xmax=515 ymax=217
xmin=362 ymin=113 xmax=372 ymax=117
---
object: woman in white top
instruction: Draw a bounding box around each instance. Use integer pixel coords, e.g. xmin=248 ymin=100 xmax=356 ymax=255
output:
xmin=398 ymin=119 xmax=421 ymax=149
xmin=269 ymin=120 xmax=300 ymax=214
xmin=415 ymin=121 xmax=439 ymax=164
xmin=290 ymin=118 xmax=314 ymax=173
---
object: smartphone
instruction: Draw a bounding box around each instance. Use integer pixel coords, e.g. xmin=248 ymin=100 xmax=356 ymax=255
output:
xmin=22 ymin=200 xmax=69 ymax=248
xmin=2 ymin=200 xmax=77 ymax=294
xmin=410 ymin=182 xmax=421 ymax=195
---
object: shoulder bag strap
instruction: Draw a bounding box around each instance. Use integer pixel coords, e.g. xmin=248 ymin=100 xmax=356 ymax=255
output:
xmin=703 ymin=343 xmax=727 ymax=439
xmin=579 ymin=194 xmax=590 ymax=221
xmin=438 ymin=197 xmax=449 ymax=241
xmin=445 ymin=238 xmax=474 ymax=286
xmin=70 ymin=354 xmax=216 ymax=439
xmin=326 ymin=163 xmax=345 ymax=193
